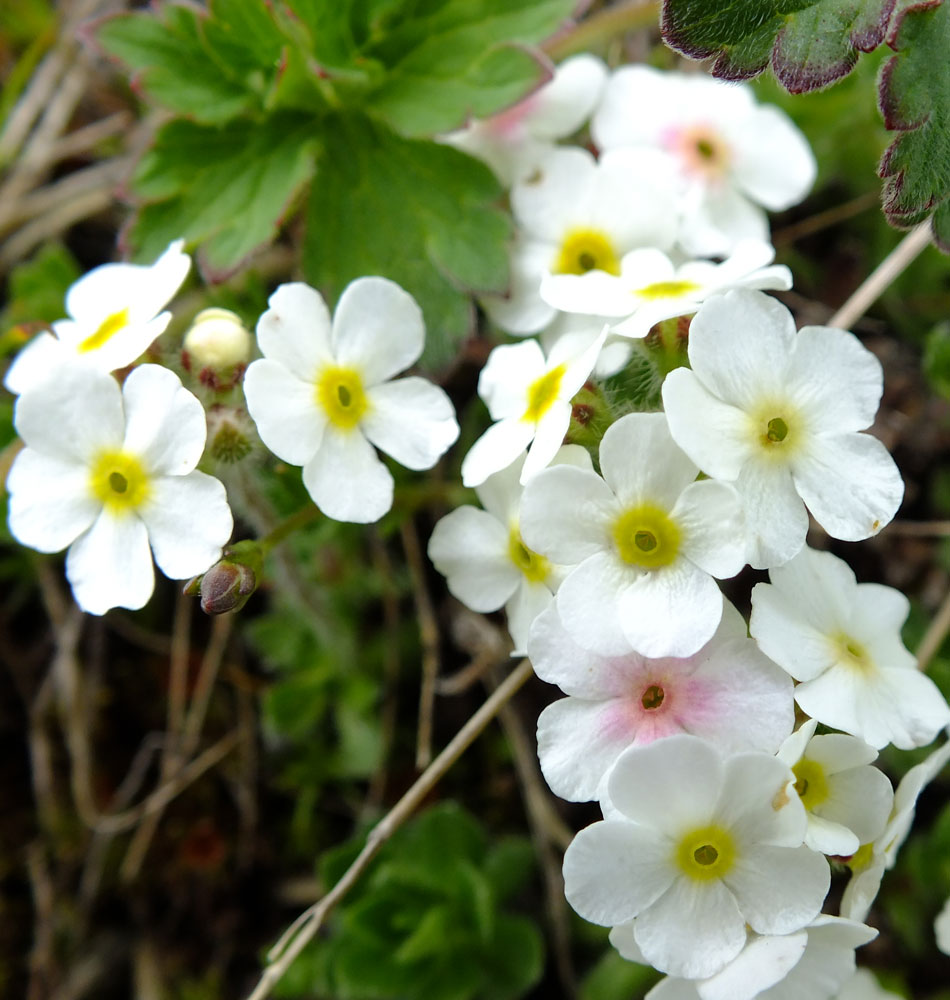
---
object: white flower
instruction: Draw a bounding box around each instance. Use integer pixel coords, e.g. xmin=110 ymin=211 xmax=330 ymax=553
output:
xmin=183 ymin=307 xmax=250 ymax=369
xmin=4 ymin=239 xmax=190 ymax=395
xmin=662 ymin=290 xmax=905 ymax=568
xmin=562 ymin=734 xmax=830 ymax=979
xmin=936 ymin=896 xmax=950 ymax=956
xmin=750 ymin=547 xmax=950 ymax=750
xmin=520 ymin=411 xmax=746 ymax=658
xmin=7 ymin=364 xmax=232 ymax=615
xmin=243 ymin=278 xmax=459 ymax=524
xmin=777 ymin=720 xmax=893 ymax=856
xmin=540 ymin=238 xmax=792 ymax=339
xmin=460 ymin=327 xmax=605 ymax=487
xmin=481 ymin=146 xmax=681 ymax=334
xmin=427 ymin=446 xmax=591 ymax=655
xmin=836 ymin=968 xmax=906 ymax=1000
xmin=841 ymin=733 xmax=950 ymax=923
xmin=440 ymin=54 xmax=607 ymax=186
xmin=635 ymin=916 xmax=877 ymax=1000
xmin=592 ymin=66 xmax=816 ymax=257
xmin=530 ymin=599 xmax=794 ymax=804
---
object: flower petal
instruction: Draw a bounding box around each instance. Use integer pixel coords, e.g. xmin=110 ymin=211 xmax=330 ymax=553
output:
xmin=243 ymin=358 xmax=326 ymax=466
xmin=66 ymin=511 xmax=154 ymax=614
xmin=255 ymin=282 xmax=333 ymax=374
xmin=302 ymin=428 xmax=393 ymax=523
xmin=556 ymin=551 xmax=634 ymax=656
xmin=460 ymin=418 xmax=535 ymax=488
xmin=363 ymin=377 xmax=458 ymax=470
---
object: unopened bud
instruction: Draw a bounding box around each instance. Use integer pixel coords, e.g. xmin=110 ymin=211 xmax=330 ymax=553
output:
xmin=565 ymin=381 xmax=613 ymax=454
xmin=207 ymin=405 xmax=254 ymax=464
xmin=185 ymin=540 xmax=262 ymax=614
xmin=182 ymin=308 xmax=250 ymax=372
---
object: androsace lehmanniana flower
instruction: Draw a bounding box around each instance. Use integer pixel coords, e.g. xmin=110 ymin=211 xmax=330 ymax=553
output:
xmin=662 ymin=289 xmax=905 ymax=569
xmin=592 ymin=66 xmax=816 ymax=257
xmin=427 ymin=446 xmax=591 ymax=656
xmin=562 ymin=734 xmax=830 ymax=980
xmin=243 ymin=277 xmax=459 ymax=524
xmin=7 ymin=364 xmax=233 ymax=615
xmin=750 ymin=546 xmax=950 ymax=750
xmin=441 ymin=53 xmax=607 ymax=186
xmin=776 ymin=720 xmax=893 ymax=857
xmin=529 ymin=598 xmax=793 ymax=805
xmin=460 ymin=327 xmax=605 ymax=488
xmin=4 ymin=238 xmax=190 ymax=395
xmin=539 ymin=238 xmax=792 ymax=339
xmin=480 ymin=146 xmax=681 ymax=335
xmin=519 ymin=411 xmax=746 ymax=659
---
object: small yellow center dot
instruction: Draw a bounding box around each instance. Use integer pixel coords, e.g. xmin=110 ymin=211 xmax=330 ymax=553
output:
xmin=675 ymin=825 xmax=735 ymax=881
xmin=635 ymin=280 xmax=701 ymax=301
xmin=523 ymin=364 xmax=566 ymax=423
xmin=641 ymin=684 xmax=665 ymax=710
xmin=612 ymin=504 xmax=681 ymax=569
xmin=792 ymin=758 xmax=829 ymax=810
xmin=554 ymin=228 xmax=621 ymax=276
xmin=78 ymin=308 xmax=131 ymax=354
xmin=89 ymin=450 xmax=150 ymax=513
xmin=766 ymin=417 xmax=789 ymax=443
xmin=507 ymin=528 xmax=550 ymax=584
xmin=833 ymin=633 xmax=874 ymax=674
xmin=316 ymin=365 xmax=369 ymax=430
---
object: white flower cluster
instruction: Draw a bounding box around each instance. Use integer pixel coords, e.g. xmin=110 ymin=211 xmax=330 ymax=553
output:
xmin=429 ymin=59 xmax=950 ymax=998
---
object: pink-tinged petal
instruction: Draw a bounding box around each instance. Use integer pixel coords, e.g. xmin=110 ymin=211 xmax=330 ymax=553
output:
xmin=520 ymin=465 xmax=616 ymax=563
xmin=521 ymin=402 xmax=571 ymax=482
xmin=504 ymin=578 xmax=552 ymax=656
xmin=461 ymin=419 xmax=535 ymax=489
xmin=785 ymin=327 xmax=883 ymax=433
xmin=139 ymin=472 xmax=232 ymax=579
xmin=363 ymin=378 xmax=458 ymax=471
xmin=792 ymin=433 xmax=904 ymax=542
xmin=734 ymin=461 xmax=808 ymax=570
xmin=618 ymin=561 xmax=723 ymax=659
xmin=528 ymin=54 xmax=607 ymax=140
xmin=121 ymin=365 xmax=206 ymax=476
xmin=749 ymin=584 xmax=836 ymax=683
xmin=427 ymin=506 xmax=518 ymax=613
xmin=556 ymin=552 xmax=634 ymax=656
xmin=244 ymin=358 xmax=326 ymax=466
xmin=537 ymin=697 xmax=636 ymax=802
xmin=5 ymin=331 xmax=75 ymax=395
xmin=302 ymin=429 xmax=393 ymax=524
xmin=528 ymin=600 xmax=642 ymax=698
xmin=662 ymin=369 xmax=752 ymax=481
xmin=730 ymin=106 xmax=816 ymax=211
xmin=66 ymin=511 xmax=154 ymax=614
xmin=563 ymin=820 xmax=677 ymax=926
xmin=7 ymin=449 xmax=99 ymax=552
xmin=687 ymin=290 xmax=797 ymax=407
xmin=600 ymin=412 xmax=698 ymax=508
xmin=332 ymin=277 xmax=424 ymax=384
xmin=15 ymin=365 xmax=124 ymax=463
xmin=608 ymin=735 xmax=723 ymax=834
xmin=635 ymin=878 xmax=747 ymax=979
xmin=674 ymin=479 xmax=746 ymax=579
xmin=256 ymin=282 xmax=333 ymax=373
xmin=723 ymin=844 xmax=829 ymax=935
xmin=716 ymin=753 xmax=805 ymax=848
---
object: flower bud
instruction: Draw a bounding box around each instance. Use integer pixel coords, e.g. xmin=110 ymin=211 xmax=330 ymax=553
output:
xmin=185 ymin=540 xmax=262 ymax=614
xmin=182 ymin=308 xmax=250 ymax=387
xmin=565 ymin=381 xmax=613 ymax=454
xmin=207 ymin=405 xmax=254 ymax=464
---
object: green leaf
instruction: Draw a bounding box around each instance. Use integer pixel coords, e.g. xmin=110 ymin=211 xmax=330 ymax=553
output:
xmin=879 ymin=0 xmax=950 ymax=246
xmin=362 ymin=0 xmax=576 ymax=135
xmin=303 ymin=114 xmax=510 ymax=369
xmin=0 ymin=242 xmax=79 ymax=341
xmin=129 ymin=114 xmax=317 ymax=274
xmin=661 ymin=0 xmax=896 ymax=91
xmin=579 ymin=948 xmax=660 ymax=1000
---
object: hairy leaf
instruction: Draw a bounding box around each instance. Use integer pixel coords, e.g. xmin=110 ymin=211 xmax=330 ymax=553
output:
xmin=128 ymin=115 xmax=317 ymax=275
xmin=661 ymin=0 xmax=896 ymax=91
xmin=303 ymin=115 xmax=511 ymax=369
xmin=879 ymin=0 xmax=950 ymax=248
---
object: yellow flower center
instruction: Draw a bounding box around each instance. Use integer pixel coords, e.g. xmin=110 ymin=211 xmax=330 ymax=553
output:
xmin=748 ymin=399 xmax=805 ymax=461
xmin=792 ymin=758 xmax=830 ymax=810
xmin=316 ymin=365 xmax=369 ymax=430
xmin=507 ymin=528 xmax=550 ymax=584
xmin=833 ymin=633 xmax=875 ymax=674
xmin=675 ymin=825 xmax=736 ymax=882
xmin=89 ymin=449 xmax=151 ymax=513
xmin=612 ymin=503 xmax=681 ymax=569
xmin=635 ymin=280 xmax=701 ymax=300
xmin=675 ymin=125 xmax=731 ymax=178
xmin=523 ymin=364 xmax=566 ymax=423
xmin=78 ymin=308 xmax=131 ymax=354
xmin=554 ymin=228 xmax=621 ymax=276
xmin=641 ymin=684 xmax=665 ymax=710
